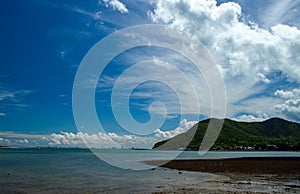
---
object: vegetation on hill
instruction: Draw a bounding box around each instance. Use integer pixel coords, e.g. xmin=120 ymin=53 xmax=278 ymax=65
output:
xmin=153 ymin=118 xmax=300 ymax=151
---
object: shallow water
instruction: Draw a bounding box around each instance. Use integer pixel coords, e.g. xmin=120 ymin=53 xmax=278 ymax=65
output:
xmin=91 ymin=149 xmax=300 ymax=169
xmin=0 ymin=149 xmax=299 ymax=193
xmin=0 ymin=148 xmax=224 ymax=193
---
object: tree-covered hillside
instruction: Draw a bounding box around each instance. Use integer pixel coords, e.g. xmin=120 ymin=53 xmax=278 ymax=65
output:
xmin=153 ymin=118 xmax=300 ymax=151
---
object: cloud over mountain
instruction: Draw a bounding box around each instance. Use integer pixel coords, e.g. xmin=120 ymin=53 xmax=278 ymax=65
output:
xmin=150 ymin=0 xmax=300 ymax=121
xmin=275 ymin=88 xmax=300 ymax=121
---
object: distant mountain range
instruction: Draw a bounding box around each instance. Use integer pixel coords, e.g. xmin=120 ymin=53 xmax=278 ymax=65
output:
xmin=153 ymin=118 xmax=300 ymax=151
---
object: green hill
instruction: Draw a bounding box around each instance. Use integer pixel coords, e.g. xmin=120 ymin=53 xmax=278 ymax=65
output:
xmin=153 ymin=118 xmax=300 ymax=151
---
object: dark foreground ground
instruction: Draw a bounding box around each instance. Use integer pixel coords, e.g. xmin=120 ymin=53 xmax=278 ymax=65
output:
xmin=145 ymin=157 xmax=300 ymax=194
xmin=145 ymin=157 xmax=300 ymax=174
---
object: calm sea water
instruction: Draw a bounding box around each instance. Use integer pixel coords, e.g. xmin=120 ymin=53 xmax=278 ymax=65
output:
xmin=89 ymin=149 xmax=300 ymax=170
xmin=0 ymin=149 xmax=299 ymax=193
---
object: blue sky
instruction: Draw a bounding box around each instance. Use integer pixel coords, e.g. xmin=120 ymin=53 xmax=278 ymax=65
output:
xmin=0 ymin=0 xmax=300 ymax=148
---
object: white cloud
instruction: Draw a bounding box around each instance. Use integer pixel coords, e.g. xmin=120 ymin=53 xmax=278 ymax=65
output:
xmin=0 ymin=119 xmax=197 ymax=148
xmin=151 ymin=0 xmax=300 ymax=81
xmin=256 ymin=73 xmax=271 ymax=84
xmin=46 ymin=131 xmax=118 ymax=148
xmin=274 ymin=88 xmax=300 ymax=121
xmin=275 ymin=88 xmax=300 ymax=99
xmin=17 ymin=139 xmax=29 ymax=144
xmin=154 ymin=119 xmax=198 ymax=139
xmin=233 ymin=111 xmax=269 ymax=122
xmin=0 ymin=138 xmax=10 ymax=144
xmin=0 ymin=135 xmax=30 ymax=147
xmin=45 ymin=120 xmax=197 ymax=148
xmin=274 ymin=99 xmax=300 ymax=121
xmin=101 ymin=0 xmax=129 ymax=14
xmin=179 ymin=119 xmax=198 ymax=131
xmin=149 ymin=0 xmax=300 ymax=121
xmin=0 ymin=91 xmax=15 ymax=101
xmin=0 ymin=112 xmax=5 ymax=116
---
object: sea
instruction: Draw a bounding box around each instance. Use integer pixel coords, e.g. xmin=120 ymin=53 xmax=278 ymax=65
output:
xmin=1 ymin=148 xmax=299 ymax=193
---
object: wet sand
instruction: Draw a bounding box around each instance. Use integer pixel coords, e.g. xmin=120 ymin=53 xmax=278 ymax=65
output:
xmin=145 ymin=157 xmax=300 ymax=174
xmin=145 ymin=157 xmax=300 ymax=194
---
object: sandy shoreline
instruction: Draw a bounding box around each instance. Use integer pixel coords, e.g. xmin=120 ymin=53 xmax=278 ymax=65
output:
xmin=146 ymin=157 xmax=300 ymax=193
xmin=145 ymin=157 xmax=300 ymax=175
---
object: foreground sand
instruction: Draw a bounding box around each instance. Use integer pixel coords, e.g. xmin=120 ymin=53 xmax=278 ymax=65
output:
xmin=145 ymin=157 xmax=300 ymax=193
xmin=145 ymin=157 xmax=300 ymax=174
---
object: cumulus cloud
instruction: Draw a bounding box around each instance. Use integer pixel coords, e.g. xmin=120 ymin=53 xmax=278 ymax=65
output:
xmin=154 ymin=119 xmax=198 ymax=139
xmin=45 ymin=132 xmax=117 ymax=148
xmin=45 ymin=119 xmax=197 ymax=148
xmin=101 ymin=0 xmax=129 ymax=13
xmin=149 ymin=0 xmax=300 ymax=121
xmin=0 ymin=135 xmax=30 ymax=147
xmin=275 ymin=88 xmax=300 ymax=99
xmin=274 ymin=88 xmax=300 ymax=121
xmin=151 ymin=0 xmax=300 ymax=81
xmin=0 ymin=112 xmax=5 ymax=116
xmin=233 ymin=111 xmax=269 ymax=122
xmin=0 ymin=119 xmax=196 ymax=148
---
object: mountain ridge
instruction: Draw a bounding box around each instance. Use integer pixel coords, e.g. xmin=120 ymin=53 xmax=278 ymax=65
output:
xmin=153 ymin=117 xmax=300 ymax=151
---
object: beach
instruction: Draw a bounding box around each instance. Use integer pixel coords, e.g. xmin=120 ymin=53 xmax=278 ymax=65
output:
xmin=145 ymin=157 xmax=300 ymax=174
xmin=146 ymin=157 xmax=300 ymax=193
